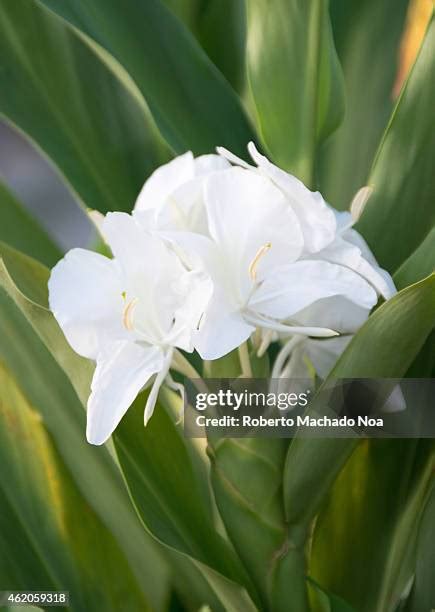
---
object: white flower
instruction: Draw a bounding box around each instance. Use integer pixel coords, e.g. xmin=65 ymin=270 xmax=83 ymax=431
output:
xmin=134 ymin=152 xmax=230 ymax=234
xmin=137 ymin=143 xmax=395 ymax=360
xmin=49 ymin=212 xmax=211 ymax=445
xmin=49 ymin=143 xmax=397 ymax=443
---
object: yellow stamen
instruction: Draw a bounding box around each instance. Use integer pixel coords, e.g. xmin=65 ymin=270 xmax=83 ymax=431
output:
xmin=123 ymin=297 xmax=138 ymax=331
xmin=249 ymin=242 xmax=272 ymax=281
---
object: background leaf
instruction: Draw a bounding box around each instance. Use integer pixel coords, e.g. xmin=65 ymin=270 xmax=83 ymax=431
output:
xmin=0 ymin=0 xmax=170 ymax=214
xmin=319 ymin=0 xmax=409 ymax=210
xmin=204 ymin=350 xmax=306 ymax=611
xmin=404 ymin=485 xmax=435 ymax=611
xmin=39 ymin=0 xmax=255 ymax=157
xmin=394 ymin=226 xmax=435 ymax=289
xmin=163 ymin=0 xmax=246 ymax=93
xmin=245 ymin=0 xmax=345 ymax=185
xmin=310 ymin=440 xmax=434 ymax=612
xmin=0 ymin=363 xmax=149 ymax=612
xmin=357 ymin=12 xmax=435 ymax=271
xmin=113 ymin=396 xmax=258 ymax=610
xmin=113 ymin=397 xmax=249 ymax=586
xmin=283 ymin=274 xmax=435 ymax=529
xmin=0 ymin=182 xmax=61 ymax=267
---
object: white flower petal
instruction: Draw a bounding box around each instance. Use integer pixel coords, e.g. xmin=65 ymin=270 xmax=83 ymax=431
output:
xmin=304 ymin=336 xmax=352 ymax=379
xmin=216 ymin=146 xmax=253 ymax=169
xmin=86 ymin=341 xmax=164 ymax=445
xmin=204 ymin=167 xmax=304 ymax=298
xmin=247 ymin=142 xmax=337 ymax=253
xmin=250 ymin=260 xmax=378 ymax=320
xmin=194 ymin=288 xmax=254 ymax=360
xmin=168 ymin=271 xmax=213 ymax=351
xmin=292 ymin=296 xmax=370 ymax=334
xmin=48 ymin=249 xmax=125 ymax=359
xmin=134 ymin=152 xmax=194 ymax=211
xmin=143 ymin=348 xmax=173 ymax=425
xmin=194 ymin=154 xmax=231 ymax=175
xmin=320 ymin=231 xmax=396 ymax=299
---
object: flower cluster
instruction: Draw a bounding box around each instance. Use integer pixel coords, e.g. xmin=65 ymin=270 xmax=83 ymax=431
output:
xmin=49 ymin=143 xmax=395 ymax=444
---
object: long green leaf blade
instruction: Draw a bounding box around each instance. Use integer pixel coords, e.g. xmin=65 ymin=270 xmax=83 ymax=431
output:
xmin=246 ymin=0 xmax=345 ymax=185
xmin=0 ymin=363 xmax=149 ymax=611
xmin=163 ymin=0 xmax=246 ymax=93
xmin=204 ymin=351 xmax=306 ymax=611
xmin=311 ymin=440 xmax=434 ymax=612
xmin=0 ymin=0 xmax=170 ymax=214
xmin=319 ymin=0 xmax=409 ymax=210
xmin=357 ymin=12 xmax=435 ymax=270
xmin=39 ymin=0 xmax=255 ymax=157
xmin=113 ymin=398 xmax=253 ymax=592
xmin=404 ymin=485 xmax=435 ymax=611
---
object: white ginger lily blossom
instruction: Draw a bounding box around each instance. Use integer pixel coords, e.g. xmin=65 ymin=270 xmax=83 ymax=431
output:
xmin=49 ymin=212 xmax=211 ymax=445
xmin=135 ymin=142 xmax=395 ymax=361
xmin=49 ymin=143 xmax=397 ymax=444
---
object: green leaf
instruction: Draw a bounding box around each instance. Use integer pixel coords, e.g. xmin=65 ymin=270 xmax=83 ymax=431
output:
xmin=0 ymin=0 xmax=170 ymax=214
xmin=357 ymin=12 xmax=435 ymax=270
xmin=245 ymin=0 xmax=345 ymax=185
xmin=319 ymin=0 xmax=409 ymax=210
xmin=39 ymin=0 xmax=255 ymax=157
xmin=209 ymin=437 xmax=306 ymax=612
xmin=196 ymin=0 xmax=246 ymax=94
xmin=0 ymin=363 xmax=149 ymax=611
xmin=394 ymin=226 xmax=435 ymax=289
xmin=404 ymin=484 xmax=435 ymax=612
xmin=310 ymin=440 xmax=434 ymax=612
xmin=113 ymin=396 xmax=258 ymax=610
xmin=204 ymin=350 xmax=306 ymax=611
xmin=393 ymin=229 xmax=435 ymax=377
xmin=283 ymin=274 xmax=435 ymax=528
xmin=369 ymin=442 xmax=434 ymax=612
xmin=163 ymin=0 xmax=246 ymax=93
xmin=0 ymin=242 xmax=92 ymax=405
xmin=308 ymin=577 xmax=357 ymax=611
xmin=0 ymin=182 xmax=61 ymax=267
xmin=113 ymin=397 xmax=249 ymax=584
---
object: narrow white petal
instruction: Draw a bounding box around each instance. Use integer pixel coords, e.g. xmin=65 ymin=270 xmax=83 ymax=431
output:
xmin=86 ymin=342 xmax=164 ymax=445
xmin=243 ymin=312 xmax=338 ymax=337
xmin=305 ymin=336 xmax=352 ymax=379
xmin=382 ymin=385 xmax=406 ymax=413
xmin=292 ymin=296 xmax=370 ymax=334
xmin=143 ymin=348 xmax=173 ymax=425
xmin=322 ymin=231 xmax=397 ymax=299
xmin=215 ymin=146 xmax=253 ymax=169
